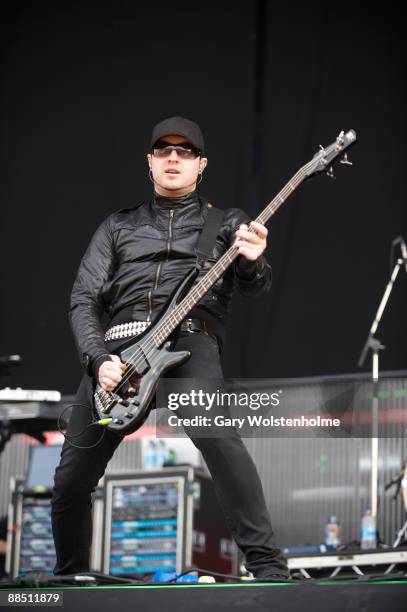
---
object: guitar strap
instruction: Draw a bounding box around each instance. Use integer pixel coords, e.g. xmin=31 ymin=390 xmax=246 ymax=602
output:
xmin=194 ymin=201 xmax=225 ymax=270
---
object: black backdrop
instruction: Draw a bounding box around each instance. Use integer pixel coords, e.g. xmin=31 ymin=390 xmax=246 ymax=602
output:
xmin=1 ymin=1 xmax=406 ymax=393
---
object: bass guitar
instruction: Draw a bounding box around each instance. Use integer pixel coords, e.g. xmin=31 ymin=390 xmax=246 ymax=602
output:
xmin=94 ymin=130 xmax=357 ymax=434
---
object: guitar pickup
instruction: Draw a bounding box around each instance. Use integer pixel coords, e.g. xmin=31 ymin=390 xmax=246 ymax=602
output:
xmin=122 ymin=347 xmax=150 ymax=375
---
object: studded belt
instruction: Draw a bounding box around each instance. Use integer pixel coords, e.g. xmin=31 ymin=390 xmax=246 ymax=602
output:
xmin=104 ymin=320 xmax=151 ymax=341
xmin=104 ymin=318 xmax=216 ymax=342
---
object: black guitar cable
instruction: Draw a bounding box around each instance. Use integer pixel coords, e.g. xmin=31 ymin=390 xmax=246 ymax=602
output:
xmin=57 ymin=402 xmax=109 ymax=449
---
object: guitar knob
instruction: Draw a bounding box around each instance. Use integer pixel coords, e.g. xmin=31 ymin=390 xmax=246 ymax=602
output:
xmin=113 ymin=418 xmax=124 ymax=425
xmin=117 ymin=398 xmax=130 ymax=407
xmin=124 ymin=412 xmax=133 ymax=419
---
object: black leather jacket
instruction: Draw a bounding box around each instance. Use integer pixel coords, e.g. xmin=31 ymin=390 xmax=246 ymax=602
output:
xmin=70 ymin=191 xmax=272 ymax=374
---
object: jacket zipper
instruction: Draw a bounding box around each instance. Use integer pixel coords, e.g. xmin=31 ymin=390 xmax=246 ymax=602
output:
xmin=166 ymin=209 xmax=174 ymax=260
xmin=147 ymin=289 xmax=153 ymax=321
xmin=154 ymin=262 xmax=162 ymax=289
xmin=147 ymin=209 xmax=175 ymax=320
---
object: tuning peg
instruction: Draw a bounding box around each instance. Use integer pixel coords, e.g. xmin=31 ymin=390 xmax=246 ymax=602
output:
xmin=326 ymin=166 xmax=335 ymax=179
xmin=340 ymin=153 xmax=353 ymax=165
xmin=318 ymin=145 xmax=327 ymax=167
xmin=336 ymin=131 xmax=345 ymax=147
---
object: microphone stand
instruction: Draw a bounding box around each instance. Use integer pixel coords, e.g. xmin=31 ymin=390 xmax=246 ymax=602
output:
xmin=358 ymin=257 xmax=406 ymax=523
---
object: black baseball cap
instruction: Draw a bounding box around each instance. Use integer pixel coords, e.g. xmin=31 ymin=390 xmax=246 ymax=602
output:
xmin=150 ymin=116 xmax=205 ymax=155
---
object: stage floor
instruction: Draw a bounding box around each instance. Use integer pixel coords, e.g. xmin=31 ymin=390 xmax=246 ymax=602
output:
xmin=1 ymin=578 xmax=407 ymax=612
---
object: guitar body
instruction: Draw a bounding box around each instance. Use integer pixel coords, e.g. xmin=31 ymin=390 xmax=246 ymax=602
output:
xmin=94 ymin=339 xmax=190 ymax=434
xmin=93 ymin=267 xmax=198 ymax=434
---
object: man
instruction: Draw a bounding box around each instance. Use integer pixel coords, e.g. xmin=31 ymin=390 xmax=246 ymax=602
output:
xmin=51 ymin=116 xmax=289 ymax=580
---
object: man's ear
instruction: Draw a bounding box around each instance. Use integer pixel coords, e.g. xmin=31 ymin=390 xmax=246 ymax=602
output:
xmin=199 ymin=157 xmax=208 ymax=172
xmin=146 ymin=153 xmax=152 ymax=169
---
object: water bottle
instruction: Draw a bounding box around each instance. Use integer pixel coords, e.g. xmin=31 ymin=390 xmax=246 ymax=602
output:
xmin=361 ymin=506 xmax=377 ymax=549
xmin=145 ymin=439 xmax=157 ymax=470
xmin=325 ymin=515 xmax=340 ymax=550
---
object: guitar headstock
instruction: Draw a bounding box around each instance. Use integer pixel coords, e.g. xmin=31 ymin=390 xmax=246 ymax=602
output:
xmin=305 ymin=130 xmax=357 ymax=178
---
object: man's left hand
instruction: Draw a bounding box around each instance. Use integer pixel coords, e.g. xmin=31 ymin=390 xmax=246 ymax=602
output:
xmin=234 ymin=221 xmax=268 ymax=261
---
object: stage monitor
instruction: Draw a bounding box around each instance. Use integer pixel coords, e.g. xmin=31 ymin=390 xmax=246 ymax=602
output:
xmin=24 ymin=445 xmax=62 ymax=492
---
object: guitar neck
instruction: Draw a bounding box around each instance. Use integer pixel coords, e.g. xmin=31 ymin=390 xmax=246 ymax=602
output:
xmin=149 ymin=161 xmax=312 ymax=346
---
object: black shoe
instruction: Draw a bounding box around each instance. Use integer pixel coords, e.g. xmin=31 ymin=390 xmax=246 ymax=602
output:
xmin=253 ymin=572 xmax=291 ymax=583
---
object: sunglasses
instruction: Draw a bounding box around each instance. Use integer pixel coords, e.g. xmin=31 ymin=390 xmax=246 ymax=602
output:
xmin=152 ymin=143 xmax=200 ymax=160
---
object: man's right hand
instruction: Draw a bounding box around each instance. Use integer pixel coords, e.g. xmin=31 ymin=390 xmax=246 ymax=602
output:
xmin=98 ymin=355 xmax=126 ymax=391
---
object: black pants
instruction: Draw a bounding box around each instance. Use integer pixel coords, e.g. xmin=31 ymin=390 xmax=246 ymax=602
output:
xmin=51 ymin=332 xmax=288 ymax=577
